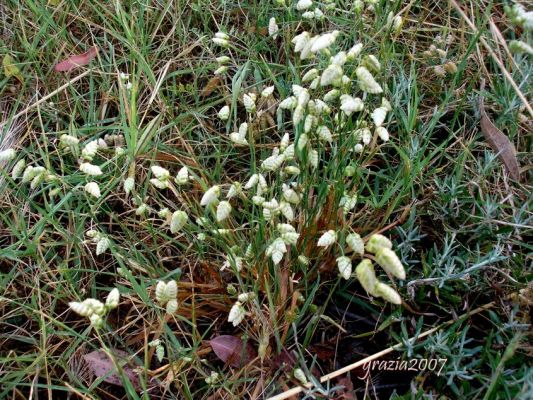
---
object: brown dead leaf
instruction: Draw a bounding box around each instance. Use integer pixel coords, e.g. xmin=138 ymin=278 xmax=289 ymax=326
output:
xmin=83 ymin=349 xmax=141 ymax=390
xmin=335 ymin=376 xmax=356 ymax=399
xmin=478 ymin=86 xmax=520 ymax=180
xmin=210 ymin=335 xmax=256 ymax=368
xmin=201 ymin=76 xmax=221 ymax=97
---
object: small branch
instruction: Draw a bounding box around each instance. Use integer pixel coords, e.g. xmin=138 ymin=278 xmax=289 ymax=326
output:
xmin=267 ymin=301 xmax=497 ymax=400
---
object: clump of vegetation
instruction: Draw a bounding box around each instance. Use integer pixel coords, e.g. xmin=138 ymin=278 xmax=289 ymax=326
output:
xmin=0 ymin=0 xmax=531 ymax=399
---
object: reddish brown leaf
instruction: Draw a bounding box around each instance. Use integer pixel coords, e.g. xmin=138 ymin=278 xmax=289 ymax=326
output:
xmin=200 ymin=76 xmax=221 ymax=97
xmin=478 ymin=91 xmax=520 ymax=180
xmin=335 ymin=376 xmax=356 ymax=399
xmin=271 ymin=347 xmax=297 ymax=371
xmin=54 ymin=46 xmax=98 ymax=72
xmin=210 ymin=335 xmax=255 ymax=367
xmin=83 ymin=349 xmax=141 ymax=390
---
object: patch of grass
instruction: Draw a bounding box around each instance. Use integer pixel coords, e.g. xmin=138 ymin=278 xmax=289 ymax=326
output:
xmin=1 ymin=0 xmax=531 ymax=399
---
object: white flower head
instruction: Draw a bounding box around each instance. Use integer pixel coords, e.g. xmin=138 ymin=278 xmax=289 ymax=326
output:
xmin=96 ymin=237 xmax=110 ymax=255
xmin=363 ymin=55 xmax=381 ymax=72
xmin=261 ymin=153 xmax=285 ymax=172
xmin=346 ymin=233 xmax=364 ymax=255
xmin=228 ymin=301 xmax=246 ymax=326
xmin=375 ymin=282 xmax=402 ymax=304
xmin=215 ymin=31 xmax=229 ymax=40
xmin=355 ymin=259 xmax=378 ymax=296
xmin=302 ymin=68 xmax=318 ymax=83
xmin=356 ymin=66 xmax=383 ymax=94
xmin=376 ymin=126 xmax=389 ymax=142
xmin=331 ymin=51 xmax=347 ymax=66
xmin=166 ymin=299 xmax=178 ymax=314
xmin=243 ymin=93 xmax=256 ymax=113
xmin=268 ymin=17 xmax=279 ymax=38
xmin=81 ymin=140 xmax=99 ymax=160
xmin=60 ymin=134 xmax=80 ymax=147
xmin=317 ymin=230 xmax=336 ymax=247
xmin=340 ymin=95 xmax=364 ymax=115
xmin=150 ymin=178 xmax=169 ymax=189
xmin=366 ymin=234 xmax=392 ymax=253
xmin=175 ymin=166 xmax=190 ymax=185
xmin=201 ymin=185 xmax=220 ymax=207
xmin=296 ymin=0 xmax=313 ymax=11
xmin=261 ymin=85 xmax=275 ymax=97
xmin=106 ymin=288 xmax=120 ymax=309
xmin=230 ymin=132 xmax=249 ymax=146
xmin=79 ymin=162 xmax=103 ymax=176
xmin=292 ymin=31 xmax=310 ymax=53
xmin=170 ymin=210 xmax=188 ymax=233
xmin=300 ymin=36 xmax=317 ymax=60
xmin=279 ymin=96 xmax=297 ymax=110
xmin=311 ymin=31 xmax=339 ymax=53
xmin=214 ymin=66 xmax=228 ymax=75
xmin=371 ymin=107 xmax=388 ymax=127
xmin=323 ymin=89 xmax=340 ymax=103
xmin=347 ymin=43 xmax=363 ymax=60
xmin=266 ymin=238 xmax=287 ymax=265
xmin=279 ymin=201 xmax=294 ymax=221
xmin=212 ymin=37 xmax=229 ymax=47
xmin=337 ymin=256 xmax=352 ymax=280
xmin=85 ymin=182 xmax=101 ymax=198
xmin=216 ymin=56 xmax=230 ymax=64
xmin=317 ymin=125 xmax=333 ymax=143
xmin=375 ymin=248 xmax=406 ymax=279
xmin=216 ymin=201 xmax=232 ymax=222
xmin=69 ymin=301 xmax=92 ymax=317
xmin=320 ymin=64 xmax=343 ymax=86
xmin=123 ymin=177 xmax=134 ymax=194
xmin=309 ymin=148 xmax=319 ymax=169
xmin=11 ymin=159 xmax=26 ymax=179
xmin=151 ymin=165 xmax=170 ymax=180
xmin=218 ymin=105 xmax=230 ymax=121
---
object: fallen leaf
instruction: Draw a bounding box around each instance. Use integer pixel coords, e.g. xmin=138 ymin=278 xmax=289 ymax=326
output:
xmin=210 ymin=335 xmax=255 ymax=367
xmin=200 ymin=76 xmax=221 ymax=97
xmin=83 ymin=349 xmax=141 ymax=390
xmin=271 ymin=347 xmax=297 ymax=371
xmin=54 ymin=46 xmax=98 ymax=72
xmin=3 ymin=55 xmax=24 ymax=82
xmin=335 ymin=376 xmax=356 ymax=399
xmin=478 ymin=92 xmax=520 ymax=180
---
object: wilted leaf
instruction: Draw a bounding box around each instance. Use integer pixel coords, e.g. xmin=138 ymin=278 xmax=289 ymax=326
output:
xmin=210 ymin=335 xmax=255 ymax=367
xmin=271 ymin=347 xmax=297 ymax=371
xmin=335 ymin=376 xmax=356 ymax=399
xmin=3 ymin=55 xmax=23 ymax=82
xmin=478 ymin=95 xmax=520 ymax=180
xmin=54 ymin=46 xmax=98 ymax=72
xmin=200 ymin=76 xmax=221 ymax=97
xmin=83 ymin=349 xmax=141 ymax=390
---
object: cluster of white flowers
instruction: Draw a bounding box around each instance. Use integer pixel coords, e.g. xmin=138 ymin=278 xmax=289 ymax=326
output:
xmin=119 ymin=71 xmax=133 ymax=90
xmin=228 ymin=292 xmax=255 ymax=326
xmin=506 ymin=2 xmax=533 ymax=31
xmin=86 ymin=229 xmax=111 ymax=255
xmin=295 ymin=0 xmax=331 ymax=20
xmin=211 ymin=31 xmax=231 ymax=48
xmin=421 ymin=36 xmax=458 ymax=78
xmin=148 ymin=339 xmax=166 ymax=362
xmin=69 ymin=288 xmax=120 ymax=328
xmin=155 ymin=280 xmax=179 ymax=314
xmin=505 ymin=3 xmax=533 ymax=56
xmin=353 ymin=234 xmax=405 ymax=304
